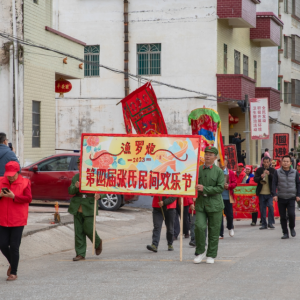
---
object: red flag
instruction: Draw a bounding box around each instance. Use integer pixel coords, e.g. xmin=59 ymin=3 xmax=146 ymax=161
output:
xmin=121 ymin=82 xmax=167 ymax=134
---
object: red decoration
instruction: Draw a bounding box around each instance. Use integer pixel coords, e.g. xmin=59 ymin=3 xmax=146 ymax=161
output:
xmin=229 ymin=114 xmax=239 ymax=128
xmin=121 ymin=82 xmax=168 ymax=134
xmin=294 ymin=125 xmax=300 ymax=131
xmin=55 ymin=78 xmax=72 ymax=97
xmin=273 ymin=133 xmax=289 ymax=159
xmin=224 ymin=144 xmax=238 ymax=171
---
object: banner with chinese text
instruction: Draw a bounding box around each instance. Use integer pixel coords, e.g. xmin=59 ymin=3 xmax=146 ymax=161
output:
xmin=121 ymin=82 xmax=168 ymax=135
xmin=250 ymin=98 xmax=269 ymax=140
xmin=273 ymin=133 xmax=289 ymax=159
xmin=224 ymin=144 xmax=237 ymax=171
xmin=232 ymin=184 xmax=259 ymax=213
xmin=80 ymin=134 xmax=200 ymax=197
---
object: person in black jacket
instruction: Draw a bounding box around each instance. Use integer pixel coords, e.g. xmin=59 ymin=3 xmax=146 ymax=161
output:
xmin=254 ymin=157 xmax=276 ymax=230
xmin=232 ymin=132 xmax=245 ymax=163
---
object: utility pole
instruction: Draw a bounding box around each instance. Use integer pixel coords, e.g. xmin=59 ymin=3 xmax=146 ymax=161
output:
xmin=245 ymin=95 xmax=250 ymax=165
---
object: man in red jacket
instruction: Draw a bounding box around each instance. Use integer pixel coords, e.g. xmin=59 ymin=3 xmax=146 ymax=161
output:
xmin=218 ymin=159 xmax=237 ymax=238
xmin=235 ymin=163 xmax=246 ymax=184
xmin=147 ymin=196 xmax=177 ymax=252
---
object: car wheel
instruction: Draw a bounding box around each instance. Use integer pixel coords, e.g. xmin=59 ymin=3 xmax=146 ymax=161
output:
xmin=98 ymin=194 xmax=122 ymax=211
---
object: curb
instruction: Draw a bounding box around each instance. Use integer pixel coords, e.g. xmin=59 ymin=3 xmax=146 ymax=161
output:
xmin=23 ymin=221 xmax=74 ymax=237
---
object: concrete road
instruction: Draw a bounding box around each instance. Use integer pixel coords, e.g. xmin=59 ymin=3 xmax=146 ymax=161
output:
xmin=1 ymin=210 xmax=300 ymax=300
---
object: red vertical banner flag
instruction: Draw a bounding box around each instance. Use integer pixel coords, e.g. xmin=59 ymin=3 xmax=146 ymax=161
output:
xmin=121 ymin=82 xmax=168 ymax=134
xmin=224 ymin=144 xmax=238 ymax=171
xmin=250 ymin=98 xmax=269 ymax=140
xmin=273 ymin=133 xmax=289 ymax=159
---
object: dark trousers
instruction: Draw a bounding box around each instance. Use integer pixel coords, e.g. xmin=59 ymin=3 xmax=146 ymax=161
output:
xmin=237 ymin=151 xmax=242 ymax=163
xmin=0 ymin=226 xmax=24 ymax=275
xmin=278 ymin=198 xmax=296 ymax=234
xmin=259 ymin=194 xmax=274 ymax=227
xmin=152 ymin=207 xmax=175 ymax=247
xmin=174 ymin=204 xmax=190 ymax=237
xmin=220 ymin=200 xmax=234 ymax=237
xmin=252 ymin=212 xmax=258 ymax=223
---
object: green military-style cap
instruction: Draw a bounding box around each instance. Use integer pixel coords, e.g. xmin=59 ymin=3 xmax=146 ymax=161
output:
xmin=204 ymin=146 xmax=218 ymax=155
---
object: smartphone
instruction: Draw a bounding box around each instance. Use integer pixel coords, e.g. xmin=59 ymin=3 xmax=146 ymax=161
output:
xmin=1 ymin=188 xmax=9 ymax=193
xmin=8 ymin=143 xmax=13 ymax=150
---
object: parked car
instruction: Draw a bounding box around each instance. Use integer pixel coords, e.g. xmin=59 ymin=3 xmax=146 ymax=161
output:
xmin=20 ymin=153 xmax=139 ymax=211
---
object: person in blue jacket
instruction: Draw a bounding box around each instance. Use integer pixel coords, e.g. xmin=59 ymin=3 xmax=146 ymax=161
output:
xmin=0 ymin=133 xmax=20 ymax=177
xmin=245 ymin=165 xmax=254 ymax=183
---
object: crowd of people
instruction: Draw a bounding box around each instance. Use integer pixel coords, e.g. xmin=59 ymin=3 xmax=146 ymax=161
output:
xmin=1 ymin=129 xmax=300 ymax=281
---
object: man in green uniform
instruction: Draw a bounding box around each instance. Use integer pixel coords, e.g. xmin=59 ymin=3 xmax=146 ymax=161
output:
xmin=68 ymin=158 xmax=102 ymax=261
xmin=194 ymin=146 xmax=224 ymax=264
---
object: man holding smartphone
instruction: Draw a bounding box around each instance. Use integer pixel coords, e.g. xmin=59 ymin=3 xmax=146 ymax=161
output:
xmin=0 ymin=133 xmax=20 ymax=177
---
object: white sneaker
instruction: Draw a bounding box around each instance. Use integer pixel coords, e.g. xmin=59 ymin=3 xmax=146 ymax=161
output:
xmin=206 ymin=257 xmax=215 ymax=264
xmin=229 ymin=229 xmax=234 ymax=237
xmin=298 ymin=207 xmax=300 ymax=211
xmin=193 ymin=253 xmax=205 ymax=264
xmin=219 ymin=236 xmax=224 ymax=239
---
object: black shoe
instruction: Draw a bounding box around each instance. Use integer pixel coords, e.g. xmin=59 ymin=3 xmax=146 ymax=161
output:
xmin=268 ymin=224 xmax=275 ymax=229
xmin=250 ymin=222 xmax=256 ymax=226
xmin=281 ymin=234 xmax=289 ymax=239
xmin=291 ymin=228 xmax=296 ymax=237
xmin=189 ymin=240 xmax=196 ymax=247
xmin=259 ymin=226 xmax=267 ymax=230
xmin=260 ymin=220 xmax=262 ymax=224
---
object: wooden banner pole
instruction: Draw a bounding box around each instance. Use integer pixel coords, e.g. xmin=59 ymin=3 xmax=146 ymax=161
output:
xmin=92 ymin=195 xmax=97 ymax=255
xmin=180 ymin=197 xmax=184 ymax=262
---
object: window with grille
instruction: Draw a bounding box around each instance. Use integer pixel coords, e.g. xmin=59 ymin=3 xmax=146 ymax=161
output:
xmin=292 ymin=79 xmax=300 ymax=105
xmin=32 ymin=101 xmax=40 ymax=148
xmin=284 ymin=36 xmax=288 ymax=58
xmin=292 ymin=0 xmax=300 ymax=18
xmin=234 ymin=50 xmax=240 ymax=74
xmin=284 ymin=82 xmax=292 ymax=104
xmin=243 ymin=55 xmax=248 ymax=77
xmin=137 ymin=44 xmax=161 ymax=75
xmin=224 ymin=44 xmax=227 ymax=74
xmin=84 ymin=45 xmax=100 ymax=77
xmin=292 ymin=35 xmax=300 ymax=63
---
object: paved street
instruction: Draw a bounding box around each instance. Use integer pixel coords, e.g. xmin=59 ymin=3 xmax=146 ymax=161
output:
xmin=0 ymin=206 xmax=300 ymax=300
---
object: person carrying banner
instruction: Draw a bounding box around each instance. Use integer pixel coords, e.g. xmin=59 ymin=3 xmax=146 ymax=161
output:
xmin=68 ymin=158 xmax=102 ymax=261
xmin=254 ymin=157 xmax=275 ymax=230
xmin=194 ymin=146 xmax=224 ymax=264
xmin=147 ymin=196 xmax=177 ymax=252
xmin=235 ymin=163 xmax=246 ymax=184
xmin=272 ymin=155 xmax=300 ymax=239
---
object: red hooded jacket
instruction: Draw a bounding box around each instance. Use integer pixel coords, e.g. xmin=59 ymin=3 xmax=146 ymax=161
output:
xmin=0 ymin=175 xmax=32 ymax=227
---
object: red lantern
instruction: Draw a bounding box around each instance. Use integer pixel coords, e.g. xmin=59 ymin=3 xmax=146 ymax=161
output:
xmin=229 ymin=114 xmax=239 ymax=128
xmin=294 ymin=125 xmax=300 ymax=131
xmin=55 ymin=78 xmax=72 ymax=98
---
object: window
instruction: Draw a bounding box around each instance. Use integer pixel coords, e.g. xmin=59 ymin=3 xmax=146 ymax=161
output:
xmin=243 ymin=55 xmax=248 ymax=77
xmin=278 ymin=77 xmax=283 ymax=99
xmin=284 ymin=81 xmax=292 ymax=104
xmin=254 ymin=60 xmax=257 ymax=85
xmin=284 ymin=0 xmax=288 ymax=13
xmin=292 ymin=35 xmax=300 ymax=63
xmin=292 ymin=79 xmax=300 ymax=105
xmin=38 ymin=156 xmax=72 ymax=172
xmin=284 ymin=36 xmax=288 ymax=58
xmin=137 ymin=44 xmax=161 ymax=75
xmin=293 ymin=1 xmax=300 ymax=19
xmin=84 ymin=45 xmax=100 ymax=77
xmin=33 ymin=0 xmax=38 ymax=3
xmin=32 ymin=101 xmax=40 ymax=148
xmin=224 ymin=44 xmax=227 ymax=74
xmin=234 ymin=50 xmax=240 ymax=74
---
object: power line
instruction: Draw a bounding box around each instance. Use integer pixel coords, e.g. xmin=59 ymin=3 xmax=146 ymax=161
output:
xmin=0 ymin=30 xmax=244 ymax=102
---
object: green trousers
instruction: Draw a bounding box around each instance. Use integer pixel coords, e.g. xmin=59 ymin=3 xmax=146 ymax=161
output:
xmin=74 ymin=212 xmax=101 ymax=258
xmin=194 ymin=209 xmax=223 ymax=258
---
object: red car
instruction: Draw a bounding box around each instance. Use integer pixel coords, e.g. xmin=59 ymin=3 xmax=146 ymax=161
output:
xmin=20 ymin=153 xmax=138 ymax=211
